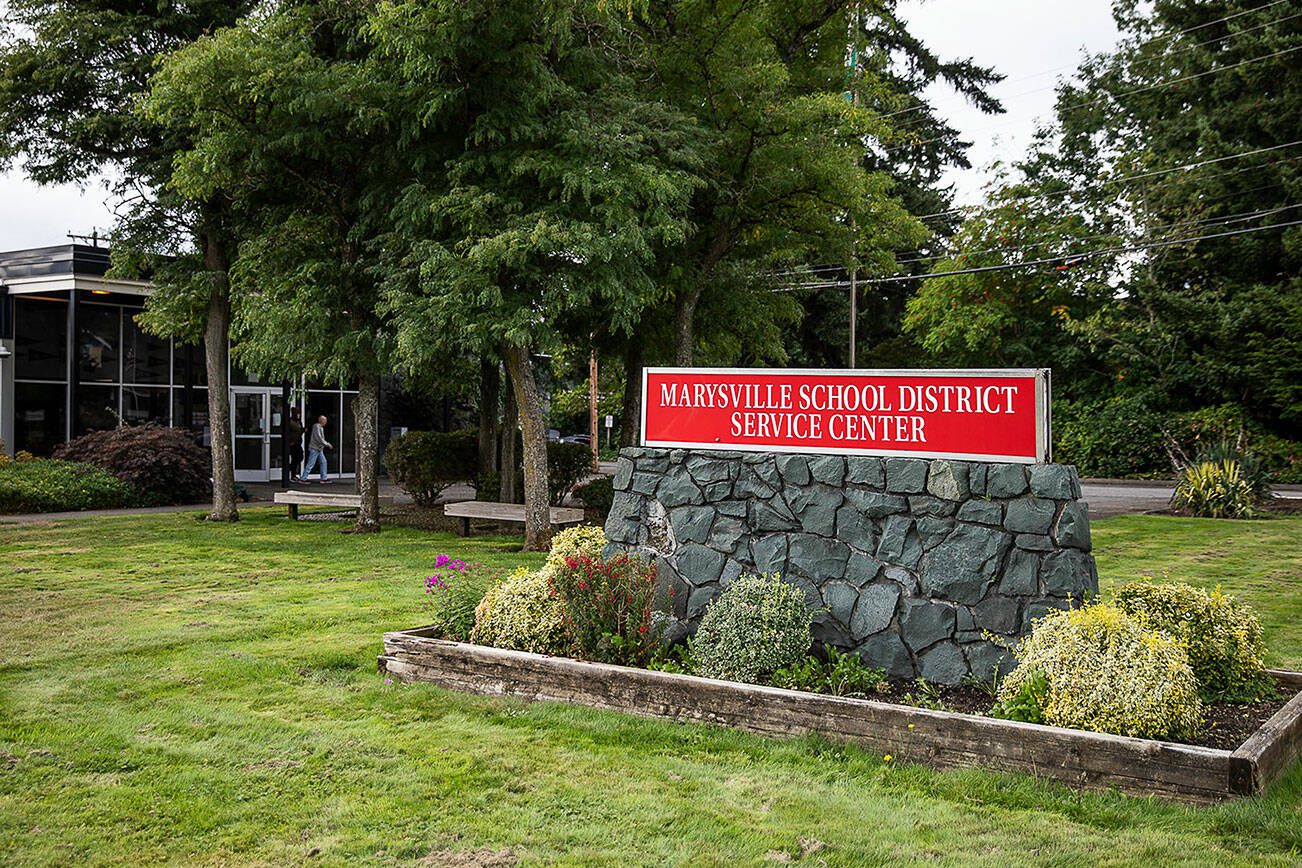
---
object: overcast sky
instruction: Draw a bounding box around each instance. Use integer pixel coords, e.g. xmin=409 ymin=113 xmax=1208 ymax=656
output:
xmin=0 ymin=1 xmax=1123 ymax=252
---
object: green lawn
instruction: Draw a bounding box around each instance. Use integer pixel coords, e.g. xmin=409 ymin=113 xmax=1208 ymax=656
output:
xmin=1 ymin=510 xmax=1300 ymax=866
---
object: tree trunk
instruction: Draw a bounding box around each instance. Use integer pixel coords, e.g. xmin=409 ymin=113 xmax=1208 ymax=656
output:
xmin=620 ymin=337 xmax=643 ymax=448
xmin=478 ymin=356 xmax=499 ymax=483
xmin=352 ymin=368 xmax=381 ymax=533
xmin=499 ymin=371 xmax=518 ymax=504
xmin=503 ymin=343 xmax=552 ymax=552
xmin=203 ymin=233 xmax=238 ymax=522
xmin=673 ymin=288 xmax=698 ymax=366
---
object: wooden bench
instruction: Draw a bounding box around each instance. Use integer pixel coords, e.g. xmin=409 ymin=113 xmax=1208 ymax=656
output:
xmin=274 ymin=489 xmax=394 ymax=520
xmin=443 ymin=500 xmax=586 ymax=536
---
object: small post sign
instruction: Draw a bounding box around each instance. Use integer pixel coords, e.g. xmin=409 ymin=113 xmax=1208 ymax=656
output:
xmin=641 ymin=367 xmax=1050 ymax=463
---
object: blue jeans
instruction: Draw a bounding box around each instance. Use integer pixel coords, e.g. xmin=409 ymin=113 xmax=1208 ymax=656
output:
xmin=303 ymin=447 xmax=328 ymax=481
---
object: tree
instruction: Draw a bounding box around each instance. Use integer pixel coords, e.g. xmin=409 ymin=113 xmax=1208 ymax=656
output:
xmin=374 ymin=0 xmax=701 ymax=550
xmin=143 ymin=3 xmax=405 ymax=531
xmin=1029 ymin=0 xmax=1301 ymax=424
xmin=903 ymin=173 xmax=1120 ymax=396
xmin=0 ymin=0 xmax=253 ymax=521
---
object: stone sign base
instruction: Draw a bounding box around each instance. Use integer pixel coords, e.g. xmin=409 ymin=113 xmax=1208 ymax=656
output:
xmin=603 ymin=447 xmax=1097 ymax=683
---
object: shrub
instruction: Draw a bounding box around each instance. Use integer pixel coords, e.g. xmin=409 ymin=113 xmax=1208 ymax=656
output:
xmin=52 ymin=424 xmax=209 ymax=505
xmin=994 ymin=603 xmax=1202 ymax=740
xmin=692 ymin=573 xmax=813 ymax=684
xmin=1053 ymin=397 xmax=1169 ymax=479
xmin=0 ymin=459 xmax=139 ymax=513
xmin=470 ymin=567 xmax=567 ymax=654
xmin=471 ymin=444 xmax=590 ymax=505
xmin=422 ymin=554 xmax=486 ymax=642
xmin=573 ymin=476 xmax=614 ymax=519
xmin=543 ymin=525 xmax=608 ymax=578
xmin=770 ymin=645 xmax=887 ymax=697
xmin=1054 ymin=398 xmax=1302 ymax=483
xmin=549 ymin=553 xmax=663 ymax=666
xmin=1170 ymin=460 xmax=1257 ymax=518
xmin=547 ymin=441 xmax=593 ymax=505
xmin=1114 ymin=580 xmax=1273 ymax=701
xmin=385 ymin=429 xmax=478 ymax=506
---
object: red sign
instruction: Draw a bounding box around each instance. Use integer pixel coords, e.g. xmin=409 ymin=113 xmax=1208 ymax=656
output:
xmin=641 ymin=368 xmax=1050 ymax=463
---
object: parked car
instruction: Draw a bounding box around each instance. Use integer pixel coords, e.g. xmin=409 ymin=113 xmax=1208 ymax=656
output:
xmin=561 ymin=434 xmax=592 ymax=445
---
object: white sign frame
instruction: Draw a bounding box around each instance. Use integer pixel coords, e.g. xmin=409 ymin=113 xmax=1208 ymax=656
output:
xmin=640 ymin=367 xmax=1052 ymax=464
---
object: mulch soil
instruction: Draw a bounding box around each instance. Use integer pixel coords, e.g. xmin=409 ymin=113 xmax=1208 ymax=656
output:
xmin=862 ymin=680 xmax=1290 ymax=750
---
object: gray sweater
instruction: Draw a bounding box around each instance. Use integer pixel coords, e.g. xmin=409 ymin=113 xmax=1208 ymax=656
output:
xmin=308 ymin=423 xmax=332 ymax=450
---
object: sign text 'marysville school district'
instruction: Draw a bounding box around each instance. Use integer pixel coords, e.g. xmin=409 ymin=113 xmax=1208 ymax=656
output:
xmin=641 ymin=368 xmax=1051 ymax=464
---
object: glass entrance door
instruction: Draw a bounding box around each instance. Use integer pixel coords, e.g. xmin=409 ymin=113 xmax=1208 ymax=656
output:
xmin=232 ymin=389 xmax=285 ymax=482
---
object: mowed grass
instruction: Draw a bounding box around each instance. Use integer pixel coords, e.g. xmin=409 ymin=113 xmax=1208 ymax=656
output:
xmin=0 ymin=510 xmax=1298 ymax=866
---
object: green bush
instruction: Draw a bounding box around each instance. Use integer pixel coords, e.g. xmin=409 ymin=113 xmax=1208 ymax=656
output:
xmin=1053 ymin=398 xmax=1302 ymax=482
xmin=52 ymin=423 xmax=209 ymax=505
xmin=1176 ymin=405 xmax=1300 ymax=484
xmin=1170 ymin=460 xmax=1257 ymax=518
xmin=470 ymin=567 xmax=567 ymax=654
xmin=384 ymin=429 xmax=478 ymax=506
xmin=573 ymin=476 xmax=614 ymax=518
xmin=1114 ymin=580 xmax=1273 ymax=701
xmin=692 ymin=573 xmax=813 ymax=684
xmin=0 ymin=460 xmax=140 ymax=513
xmin=994 ymin=603 xmax=1203 ymax=740
xmin=471 ymin=444 xmax=591 ymax=505
xmin=770 ymin=645 xmax=887 ymax=697
xmin=547 ymin=441 xmax=592 ymax=505
xmin=550 ymin=553 xmax=662 ymax=666
xmin=1052 ymin=397 xmax=1169 ymax=478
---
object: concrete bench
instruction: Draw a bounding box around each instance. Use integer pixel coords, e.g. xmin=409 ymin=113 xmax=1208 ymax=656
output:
xmin=273 ymin=489 xmax=394 ymax=520
xmin=443 ymin=500 xmax=586 ymax=536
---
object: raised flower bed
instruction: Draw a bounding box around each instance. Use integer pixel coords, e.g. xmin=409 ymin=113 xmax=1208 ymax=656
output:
xmin=378 ymin=626 xmax=1302 ymax=804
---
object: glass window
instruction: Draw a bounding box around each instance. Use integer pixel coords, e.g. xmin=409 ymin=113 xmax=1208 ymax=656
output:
xmin=74 ymin=384 xmax=119 ymax=436
xmin=123 ymin=315 xmax=170 ymax=384
xmin=341 ymin=392 xmax=357 ymax=475
xmin=14 ymin=297 xmax=68 ymax=381
xmin=173 ymin=343 xmax=207 ymax=387
xmin=173 ymin=387 xmax=210 ymax=442
xmin=14 ymin=382 xmax=67 ymax=455
xmin=306 ymin=392 xmax=342 ymax=456
xmin=78 ymin=304 xmax=120 ymax=383
xmin=122 ymin=386 xmax=170 ymax=426
xmin=232 ymin=363 xmax=266 ymax=386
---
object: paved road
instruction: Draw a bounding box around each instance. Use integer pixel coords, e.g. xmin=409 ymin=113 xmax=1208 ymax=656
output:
xmin=1080 ymin=479 xmax=1302 ymax=519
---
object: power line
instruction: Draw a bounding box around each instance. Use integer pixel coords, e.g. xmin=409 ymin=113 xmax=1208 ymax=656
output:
xmin=911 ymin=140 xmax=1302 ymax=222
xmin=881 ymin=7 xmax=1302 ymax=124
xmin=776 ymin=216 xmax=1302 ymax=289
xmin=773 ymin=171 xmax=1302 ymax=279
xmin=889 ymin=198 xmax=1301 ymax=269
xmin=895 ymin=44 xmax=1302 ymax=151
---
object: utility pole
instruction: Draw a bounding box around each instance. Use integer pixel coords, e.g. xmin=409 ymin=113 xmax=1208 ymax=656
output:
xmin=847 ymin=3 xmax=863 ymax=368
xmin=589 ymin=345 xmax=599 ymax=470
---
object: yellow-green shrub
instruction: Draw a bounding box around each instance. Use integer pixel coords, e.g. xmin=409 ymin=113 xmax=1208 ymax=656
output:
xmin=543 ymin=525 xmax=608 ymax=578
xmin=995 ymin=603 xmax=1203 ymax=740
xmin=1170 ymin=460 xmax=1256 ymax=518
xmin=1114 ymin=579 xmax=1272 ymax=701
xmin=470 ymin=567 xmax=566 ymax=654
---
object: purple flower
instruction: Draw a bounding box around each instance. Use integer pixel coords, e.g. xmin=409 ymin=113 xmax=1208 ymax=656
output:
xmin=435 ymin=553 xmax=451 ymax=567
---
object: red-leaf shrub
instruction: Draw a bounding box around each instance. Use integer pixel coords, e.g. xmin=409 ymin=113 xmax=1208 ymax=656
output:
xmin=549 ymin=554 xmax=663 ymax=666
xmin=53 ymin=424 xmax=210 ymax=505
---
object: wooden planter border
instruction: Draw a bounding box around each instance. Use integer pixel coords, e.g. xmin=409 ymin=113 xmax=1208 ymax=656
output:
xmin=378 ymin=626 xmax=1302 ymax=804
